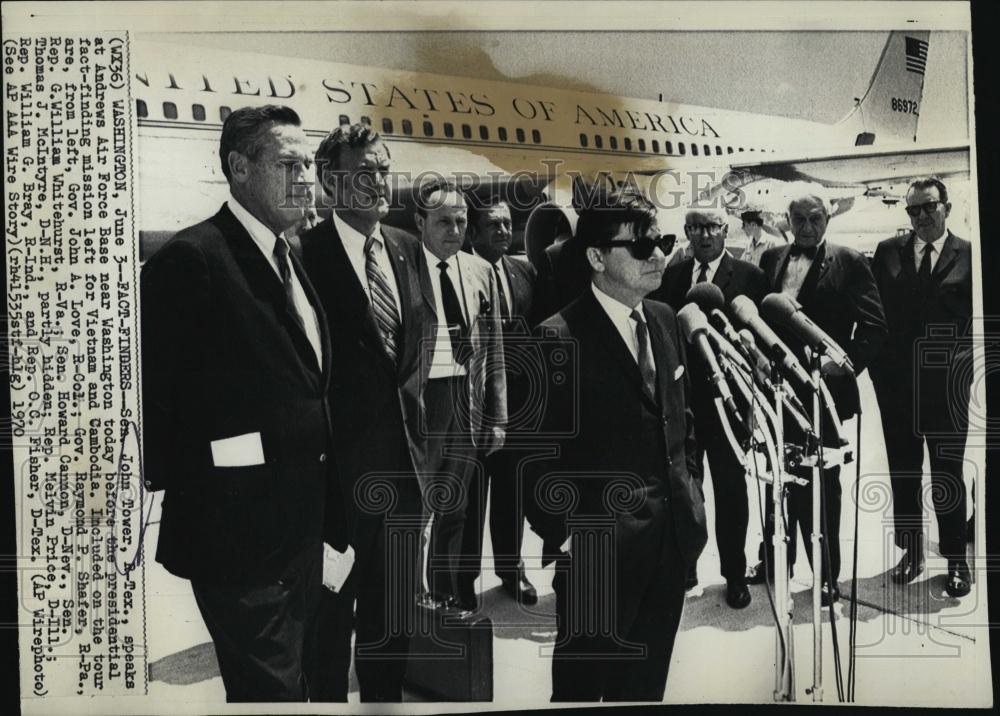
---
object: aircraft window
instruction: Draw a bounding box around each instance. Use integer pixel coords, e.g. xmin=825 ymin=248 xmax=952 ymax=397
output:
xmin=192 ymin=104 xmax=206 ymax=121
xmin=704 ymin=144 xmax=711 ymax=155
xmin=624 ymin=138 xmax=632 ymax=151
xmin=136 ymin=99 xmax=148 ymax=118
xmin=691 ymin=144 xmax=698 ymax=156
xmin=516 ymin=128 xmax=525 ymax=143
xmin=462 ymin=124 xmax=472 ymax=139
xmin=579 ymin=133 xmax=588 ymax=148
xmin=382 ymin=118 xmax=394 ymax=134
xmin=609 ymin=136 xmax=618 ymax=150
xmin=727 ymin=146 xmax=733 ymax=154
xmin=498 ymin=127 xmax=508 ymax=141
xmin=163 ymin=102 xmax=178 ymax=120
xmin=339 ymin=114 xmax=350 ymax=126
xmin=402 ymin=119 xmax=413 ymax=136
xmin=716 ymin=145 xmax=722 ymax=155
xmin=532 ymin=129 xmax=541 ymax=143
xmin=651 ymin=139 xmax=659 ymax=153
xmin=444 ymin=122 xmax=454 ymax=138
xmin=594 ymin=135 xmax=603 ymax=149
xmin=361 ymin=116 xmax=372 ymax=126
xmin=665 ymin=141 xmax=673 ymax=154
xmin=638 ymin=138 xmax=646 ymax=152
xmin=738 ymin=147 xmax=744 ymax=152
xmin=423 ymin=121 xmax=434 ymax=137
xmin=750 ymin=148 xmax=755 ymax=152
xmin=220 ymin=106 xmax=231 ymax=121
xmin=480 ymin=125 xmax=489 ymax=140
xmin=678 ymin=142 xmax=686 ymax=155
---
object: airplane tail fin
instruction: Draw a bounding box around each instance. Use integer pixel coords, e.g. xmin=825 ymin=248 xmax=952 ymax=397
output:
xmin=838 ymin=31 xmax=930 ymax=145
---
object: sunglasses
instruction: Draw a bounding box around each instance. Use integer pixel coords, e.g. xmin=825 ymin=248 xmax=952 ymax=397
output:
xmin=905 ymin=201 xmax=942 ymax=217
xmin=597 ymin=234 xmax=676 ymax=260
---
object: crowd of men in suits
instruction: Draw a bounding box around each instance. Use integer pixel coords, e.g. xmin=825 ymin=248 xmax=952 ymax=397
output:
xmin=141 ymin=104 xmax=975 ymax=703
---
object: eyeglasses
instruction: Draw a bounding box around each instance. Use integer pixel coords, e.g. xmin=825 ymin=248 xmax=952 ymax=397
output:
xmin=905 ymin=201 xmax=942 ymax=217
xmin=596 ymin=234 xmax=676 ymax=260
xmin=684 ymin=222 xmax=727 ymax=235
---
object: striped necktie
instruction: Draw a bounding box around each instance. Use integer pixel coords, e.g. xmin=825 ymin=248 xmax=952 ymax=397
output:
xmin=364 ymin=234 xmax=401 ymax=365
xmin=630 ymin=308 xmax=657 ymax=401
xmin=273 ymin=236 xmax=307 ymax=335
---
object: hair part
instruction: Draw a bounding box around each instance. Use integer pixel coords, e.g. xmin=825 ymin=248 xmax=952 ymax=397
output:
xmin=575 ymin=188 xmax=658 ymax=248
xmin=908 ymin=177 xmax=949 ymax=204
xmin=219 ymin=105 xmax=302 ymax=182
xmin=415 ymin=178 xmax=466 ymax=217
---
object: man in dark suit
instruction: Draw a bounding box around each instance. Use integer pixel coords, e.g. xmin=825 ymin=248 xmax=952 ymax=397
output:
xmin=650 ymin=207 xmax=768 ymax=609
xmin=528 ymin=190 xmax=707 ymax=701
xmin=870 ymin=177 xmax=972 ymax=597
xmin=458 ymin=194 xmax=540 ymax=608
xmin=747 ymin=194 xmax=887 ymax=604
xmin=141 ymin=105 xmax=339 ymax=702
xmin=299 ymin=124 xmax=429 ymax=701
xmin=411 ymin=180 xmax=507 ymax=611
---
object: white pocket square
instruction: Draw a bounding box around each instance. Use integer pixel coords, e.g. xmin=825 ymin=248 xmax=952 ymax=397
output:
xmin=674 ymin=365 xmax=685 ymax=380
xmin=210 ymin=432 xmax=265 ymax=467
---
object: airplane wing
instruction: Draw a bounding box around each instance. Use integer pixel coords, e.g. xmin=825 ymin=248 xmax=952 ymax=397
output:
xmin=728 ymin=144 xmax=969 ymax=190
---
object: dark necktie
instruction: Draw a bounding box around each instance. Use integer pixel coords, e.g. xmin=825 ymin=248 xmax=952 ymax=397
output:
xmin=364 ymin=235 xmax=401 ymax=365
xmin=493 ymin=263 xmax=511 ymax=320
xmin=438 ymin=260 xmax=470 ymax=364
xmin=917 ymin=242 xmax=933 ymax=290
xmin=630 ymin=309 xmax=657 ymax=401
xmin=789 ymin=243 xmax=819 ymax=259
xmin=273 ymin=236 xmax=307 ymax=336
xmin=696 ymin=262 xmax=710 ymax=283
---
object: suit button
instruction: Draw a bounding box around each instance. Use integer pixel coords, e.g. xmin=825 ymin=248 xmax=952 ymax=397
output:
xmin=661 ymin=415 xmax=669 ymax=425
xmin=319 ymin=453 xmax=327 ymax=463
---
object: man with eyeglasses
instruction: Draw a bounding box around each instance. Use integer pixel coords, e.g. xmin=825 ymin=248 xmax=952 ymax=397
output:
xmin=650 ymin=207 xmax=767 ymax=609
xmin=869 ymin=177 xmax=973 ymax=598
xmin=525 ymin=189 xmax=706 ymax=701
xmin=747 ymin=194 xmax=886 ymax=606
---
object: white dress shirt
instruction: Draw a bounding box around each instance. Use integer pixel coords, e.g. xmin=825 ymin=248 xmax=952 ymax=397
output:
xmin=781 ymin=239 xmax=825 ymax=299
xmin=691 ymin=250 xmax=729 ymax=286
xmin=424 ymin=246 xmax=469 ymax=378
xmin=227 ymin=195 xmax=323 ymax=365
xmin=332 ymin=211 xmax=403 ymax=317
xmin=591 ymin=283 xmax=650 ymax=364
xmin=914 ymin=233 xmax=944 ymax=273
xmin=743 ymin=234 xmax=779 ymax=268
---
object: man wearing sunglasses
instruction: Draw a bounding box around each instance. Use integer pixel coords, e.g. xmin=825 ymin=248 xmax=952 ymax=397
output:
xmin=650 ymin=207 xmax=768 ymax=609
xmin=525 ymin=189 xmax=706 ymax=701
xmin=869 ymin=177 xmax=973 ymax=598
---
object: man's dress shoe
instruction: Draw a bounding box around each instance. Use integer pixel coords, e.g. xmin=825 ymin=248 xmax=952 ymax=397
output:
xmin=891 ymin=549 xmax=925 ymax=585
xmin=945 ymin=560 xmax=971 ymax=598
xmin=745 ymin=561 xmax=773 ymax=585
xmin=501 ymin=574 xmax=538 ymax=606
xmin=725 ymin=578 xmax=752 ymax=609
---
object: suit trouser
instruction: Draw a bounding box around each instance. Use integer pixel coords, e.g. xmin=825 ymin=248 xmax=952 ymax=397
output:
xmin=423 ymin=376 xmax=477 ymax=601
xmin=308 ymin=435 xmax=424 ymax=703
xmin=551 ymin=520 xmax=687 ymax=702
xmin=191 ymin=552 xmax=322 ymax=703
xmin=874 ymin=372 xmax=970 ymax=561
xmin=758 ymin=466 xmax=842 ymax=584
xmin=696 ymin=439 xmax=749 ymax=581
xmin=458 ymin=447 xmax=529 ymax=600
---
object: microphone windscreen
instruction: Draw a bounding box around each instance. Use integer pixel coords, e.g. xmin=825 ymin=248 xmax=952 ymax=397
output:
xmin=677 ymin=303 xmax=709 ymax=343
xmin=685 ymin=282 xmax=725 ymax=312
xmin=760 ymin=292 xmax=797 ymax=323
xmin=730 ymin=295 xmax=759 ymax=325
xmin=738 ymin=328 xmax=756 ymax=349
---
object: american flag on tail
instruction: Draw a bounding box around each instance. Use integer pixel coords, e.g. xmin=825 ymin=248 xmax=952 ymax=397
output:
xmin=905 ymin=36 xmax=928 ymax=75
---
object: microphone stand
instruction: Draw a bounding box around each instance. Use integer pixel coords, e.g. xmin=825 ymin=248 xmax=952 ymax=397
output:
xmin=807 ymin=350 xmax=824 ymax=703
xmin=770 ymin=359 xmax=794 ymax=702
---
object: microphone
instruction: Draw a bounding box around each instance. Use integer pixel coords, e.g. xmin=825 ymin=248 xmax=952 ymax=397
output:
xmin=760 ymin=293 xmax=853 ymax=371
xmin=678 ymin=303 xmax=743 ymax=425
xmin=686 ymin=283 xmax=753 ymax=369
xmin=739 ymin=328 xmax=810 ymax=418
xmin=730 ymin=295 xmax=814 ymax=390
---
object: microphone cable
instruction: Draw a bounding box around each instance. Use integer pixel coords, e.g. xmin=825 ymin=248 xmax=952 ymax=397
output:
xmin=846 ymin=374 xmax=863 ymax=702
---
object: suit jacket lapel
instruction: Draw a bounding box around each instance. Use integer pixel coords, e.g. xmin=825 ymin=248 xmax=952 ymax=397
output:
xmin=713 ymin=253 xmax=735 ymax=295
xmin=770 ymin=245 xmax=792 ymax=289
xmin=501 ymin=256 xmax=521 ymax=316
xmin=579 ymin=292 xmax=656 ymax=409
xmin=796 ymin=242 xmax=830 ymax=305
xmin=216 ymin=205 xmax=321 ymax=387
xmin=643 ymin=301 xmax=675 ymax=409
xmin=415 ymin=244 xmax=439 ymax=320
xmin=932 ymin=231 xmax=959 ymax=279
xmin=897 ymin=232 xmax=918 ymax=283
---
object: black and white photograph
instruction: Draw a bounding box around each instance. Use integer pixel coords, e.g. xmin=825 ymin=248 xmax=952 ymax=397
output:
xmin=2 ymin=1 xmax=993 ymax=711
